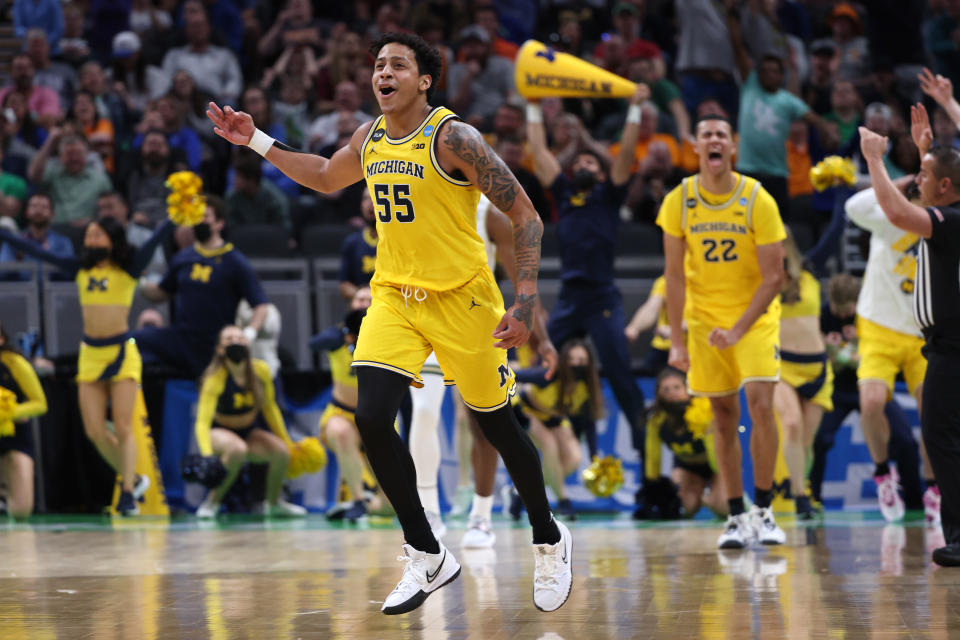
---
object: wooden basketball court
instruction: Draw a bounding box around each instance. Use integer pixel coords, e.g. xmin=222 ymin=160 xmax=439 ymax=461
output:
xmin=0 ymin=514 xmax=956 ymax=638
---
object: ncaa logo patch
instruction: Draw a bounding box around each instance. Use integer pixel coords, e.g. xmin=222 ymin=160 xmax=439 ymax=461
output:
xmin=423 ymin=125 xmax=434 ymax=137
xmin=371 ymin=128 xmax=385 ymax=141
xmin=686 ymin=198 xmax=697 ymax=208
xmin=738 ymin=197 xmax=748 ymax=206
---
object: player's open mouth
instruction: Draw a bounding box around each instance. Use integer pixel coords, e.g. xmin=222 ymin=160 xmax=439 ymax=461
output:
xmin=379 ymin=86 xmax=396 ymax=96
xmin=708 ymin=151 xmax=722 ymax=160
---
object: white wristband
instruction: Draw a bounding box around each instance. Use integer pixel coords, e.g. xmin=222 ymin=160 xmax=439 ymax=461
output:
xmin=526 ymin=103 xmax=543 ymax=124
xmin=247 ymin=128 xmax=275 ymax=157
xmin=243 ymin=326 xmax=257 ymax=343
xmin=626 ymin=104 xmax=642 ymax=125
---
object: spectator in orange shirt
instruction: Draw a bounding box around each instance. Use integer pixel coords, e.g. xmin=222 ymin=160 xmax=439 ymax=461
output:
xmin=69 ymin=91 xmax=115 ymax=174
xmin=678 ymin=98 xmax=738 ymax=173
xmin=607 ymin=102 xmax=679 ymax=174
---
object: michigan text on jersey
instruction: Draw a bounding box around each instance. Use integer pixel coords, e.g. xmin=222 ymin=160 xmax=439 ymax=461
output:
xmin=366 ymin=160 xmax=425 ymax=180
xmin=688 ymin=221 xmax=748 ymax=235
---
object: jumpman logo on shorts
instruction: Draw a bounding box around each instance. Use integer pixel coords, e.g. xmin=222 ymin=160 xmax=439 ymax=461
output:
xmin=468 ymin=297 xmax=480 ymax=310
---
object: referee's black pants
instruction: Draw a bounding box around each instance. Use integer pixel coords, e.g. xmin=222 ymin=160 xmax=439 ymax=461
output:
xmin=921 ymin=349 xmax=960 ymax=545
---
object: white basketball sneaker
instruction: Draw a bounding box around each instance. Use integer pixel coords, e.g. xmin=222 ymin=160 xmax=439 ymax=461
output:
xmin=462 ymin=515 xmax=496 ymax=549
xmin=750 ymin=505 xmax=786 ymax=545
xmin=382 ymin=541 xmax=461 ymax=615
xmin=268 ymin=499 xmax=308 ymax=517
xmin=874 ymin=468 xmax=905 ymax=522
xmin=132 ymin=474 xmax=151 ymax=501
xmin=533 ymin=519 xmax=573 ymax=612
xmin=196 ymin=494 xmax=220 ymax=519
xmin=717 ymin=513 xmax=753 ymax=549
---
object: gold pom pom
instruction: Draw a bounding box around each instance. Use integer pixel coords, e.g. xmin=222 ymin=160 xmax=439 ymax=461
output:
xmin=0 ymin=386 xmax=16 ymax=437
xmin=165 ymin=171 xmax=207 ymax=227
xmin=810 ymin=156 xmax=857 ymax=192
xmin=581 ymin=455 xmax=624 ymax=498
xmin=287 ymin=437 xmax=328 ymax=478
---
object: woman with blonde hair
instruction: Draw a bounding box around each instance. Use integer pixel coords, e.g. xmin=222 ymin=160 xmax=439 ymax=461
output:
xmin=776 ymin=226 xmax=833 ymax=518
xmin=193 ymin=325 xmax=308 ymax=518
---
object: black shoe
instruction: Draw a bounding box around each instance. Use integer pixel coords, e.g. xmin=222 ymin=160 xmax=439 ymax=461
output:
xmin=344 ymin=500 xmax=367 ymax=522
xmin=557 ymin=498 xmax=577 ymax=521
xmin=932 ymin=544 xmax=960 ymax=567
xmin=795 ymin=495 xmax=816 ymax=520
xmin=117 ymin=491 xmax=139 ymax=516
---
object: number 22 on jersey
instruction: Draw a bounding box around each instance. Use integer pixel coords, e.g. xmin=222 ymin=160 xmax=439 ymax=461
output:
xmin=701 ymin=238 xmax=738 ymax=262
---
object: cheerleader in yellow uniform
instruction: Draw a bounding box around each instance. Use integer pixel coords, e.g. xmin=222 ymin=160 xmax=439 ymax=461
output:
xmin=309 ymin=287 xmax=387 ymax=522
xmin=0 ymin=322 xmax=48 ymax=519
xmin=193 ymin=325 xmax=307 ymax=518
xmin=775 ymin=230 xmax=833 ymax=518
xmin=643 ymin=368 xmax=727 ymax=518
xmin=0 ymin=216 xmax=171 ymax=515
xmin=513 ymin=339 xmax=603 ymax=520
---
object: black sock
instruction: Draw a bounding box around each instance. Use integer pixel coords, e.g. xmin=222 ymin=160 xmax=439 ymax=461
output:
xmin=406 ymin=519 xmax=441 ymax=555
xmin=754 ymin=487 xmax=772 ymax=509
xmin=728 ymin=497 xmax=745 ymax=516
xmin=926 ymin=479 xmax=938 ymax=490
xmin=874 ymin=461 xmax=890 ymax=477
xmin=470 ymin=405 xmax=560 ymax=545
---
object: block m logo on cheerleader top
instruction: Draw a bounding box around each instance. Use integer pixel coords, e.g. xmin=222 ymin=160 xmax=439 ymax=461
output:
xmin=515 ymin=40 xmax=638 ymax=99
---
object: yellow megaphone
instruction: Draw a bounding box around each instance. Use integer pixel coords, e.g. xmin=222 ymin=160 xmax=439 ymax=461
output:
xmin=514 ymin=40 xmax=638 ymax=99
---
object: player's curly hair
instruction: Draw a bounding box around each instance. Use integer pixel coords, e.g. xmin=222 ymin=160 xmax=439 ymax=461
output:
xmin=369 ymin=32 xmax=443 ymax=103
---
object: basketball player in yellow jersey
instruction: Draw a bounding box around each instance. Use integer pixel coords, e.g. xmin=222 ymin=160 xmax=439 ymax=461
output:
xmin=657 ymin=115 xmax=787 ymax=550
xmin=207 ymin=32 xmax=571 ymax=615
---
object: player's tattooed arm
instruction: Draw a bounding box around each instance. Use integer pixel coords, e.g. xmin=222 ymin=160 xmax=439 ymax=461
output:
xmin=441 ymin=120 xmax=519 ymax=212
xmin=511 ymin=219 xmax=542 ymax=329
xmin=440 ymin=119 xmax=544 ymax=335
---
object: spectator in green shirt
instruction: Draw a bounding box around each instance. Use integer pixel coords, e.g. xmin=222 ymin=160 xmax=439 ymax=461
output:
xmin=627 ymin=54 xmax=692 ymax=143
xmin=824 ymin=80 xmax=863 ymax=148
xmin=26 ymin=128 xmax=111 ymax=225
xmin=0 ymin=146 xmax=28 ymax=220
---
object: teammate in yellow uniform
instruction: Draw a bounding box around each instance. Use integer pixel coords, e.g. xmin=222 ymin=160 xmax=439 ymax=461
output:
xmin=208 ymin=32 xmax=570 ymax=614
xmin=775 ymin=230 xmax=833 ymax=518
xmin=513 ymin=339 xmax=602 ymax=521
xmin=193 ymin=325 xmax=306 ymax=519
xmin=657 ymin=114 xmax=787 ymax=549
xmin=0 ymin=323 xmax=48 ymax=519
xmin=0 ymin=215 xmax=171 ymax=515
xmin=643 ymin=368 xmax=726 ymax=518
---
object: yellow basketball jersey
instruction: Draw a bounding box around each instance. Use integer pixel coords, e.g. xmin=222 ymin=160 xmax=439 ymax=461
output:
xmin=361 ymin=107 xmax=486 ymax=291
xmin=75 ymin=265 xmax=137 ymax=307
xmin=656 ymin=173 xmax=785 ymax=327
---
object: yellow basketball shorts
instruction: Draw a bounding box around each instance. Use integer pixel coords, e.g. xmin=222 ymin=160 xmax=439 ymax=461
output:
xmin=856 ymin=317 xmax=927 ymax=396
xmin=687 ymin=316 xmax=780 ymax=396
xmin=318 ymin=399 xmax=356 ymax=447
xmin=353 ymin=268 xmax=517 ymax=412
xmin=76 ymin=335 xmax=142 ymax=384
xmin=780 ymin=352 xmax=834 ymax=412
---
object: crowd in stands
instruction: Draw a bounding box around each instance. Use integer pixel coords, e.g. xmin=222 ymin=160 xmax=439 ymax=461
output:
xmin=0 ymin=0 xmax=956 ymax=518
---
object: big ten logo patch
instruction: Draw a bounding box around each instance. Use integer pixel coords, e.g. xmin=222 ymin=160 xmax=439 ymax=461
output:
xmin=190 ymin=263 xmax=212 ymax=283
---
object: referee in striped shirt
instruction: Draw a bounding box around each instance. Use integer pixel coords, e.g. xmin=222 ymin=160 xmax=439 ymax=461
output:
xmin=861 ymin=114 xmax=960 ymax=567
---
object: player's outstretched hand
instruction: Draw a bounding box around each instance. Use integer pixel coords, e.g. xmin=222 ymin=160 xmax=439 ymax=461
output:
xmin=207 ymin=102 xmax=255 ymax=146
xmin=708 ymin=327 xmax=741 ymax=350
xmin=668 ymin=344 xmax=689 ymax=372
xmin=494 ymin=305 xmax=531 ymax=349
